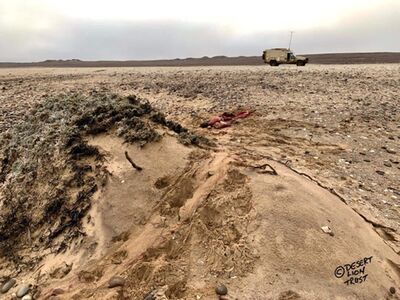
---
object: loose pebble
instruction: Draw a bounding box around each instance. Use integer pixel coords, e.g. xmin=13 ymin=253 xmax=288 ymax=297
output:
xmin=22 ymin=295 xmax=33 ymax=300
xmin=1 ymin=278 xmax=16 ymax=293
xmin=108 ymin=276 xmax=125 ymax=288
xmin=321 ymin=225 xmax=335 ymax=236
xmin=215 ymin=284 xmax=228 ymax=296
xmin=386 ymin=149 xmax=396 ymax=154
xmin=16 ymin=284 xmax=30 ymax=298
xmin=389 ymin=286 xmax=396 ymax=294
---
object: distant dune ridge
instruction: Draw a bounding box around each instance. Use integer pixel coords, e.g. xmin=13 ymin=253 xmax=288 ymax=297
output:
xmin=0 ymin=52 xmax=399 ymax=67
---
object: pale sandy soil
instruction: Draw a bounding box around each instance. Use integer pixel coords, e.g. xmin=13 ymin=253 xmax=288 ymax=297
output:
xmin=0 ymin=65 xmax=399 ymax=299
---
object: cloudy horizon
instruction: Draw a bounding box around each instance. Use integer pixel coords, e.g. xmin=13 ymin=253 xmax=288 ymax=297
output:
xmin=1 ymin=0 xmax=399 ymax=62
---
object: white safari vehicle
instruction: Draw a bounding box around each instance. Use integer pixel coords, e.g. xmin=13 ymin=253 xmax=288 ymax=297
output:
xmin=262 ymin=48 xmax=308 ymax=66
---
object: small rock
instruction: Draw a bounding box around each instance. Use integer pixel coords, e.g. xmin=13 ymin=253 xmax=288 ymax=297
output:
xmin=389 ymin=286 xmax=396 ymax=294
xmin=108 ymin=276 xmax=125 ymax=288
xmin=215 ymin=284 xmax=228 ymax=296
xmin=1 ymin=278 xmax=16 ymax=293
xmin=376 ymin=170 xmax=385 ymax=176
xmin=16 ymin=284 xmax=30 ymax=298
xmin=321 ymin=226 xmax=334 ymax=236
xmin=384 ymin=162 xmax=392 ymax=167
xmin=22 ymin=295 xmax=32 ymax=300
xmin=386 ymin=149 xmax=396 ymax=154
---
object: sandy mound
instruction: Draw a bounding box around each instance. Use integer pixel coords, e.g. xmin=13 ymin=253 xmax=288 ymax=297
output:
xmin=0 ymin=91 xmax=399 ymax=299
xmin=34 ymin=150 xmax=399 ymax=299
xmin=0 ymin=92 xmax=210 ymax=297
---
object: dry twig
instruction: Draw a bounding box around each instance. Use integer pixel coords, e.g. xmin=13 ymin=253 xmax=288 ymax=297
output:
xmin=124 ymin=151 xmax=143 ymax=171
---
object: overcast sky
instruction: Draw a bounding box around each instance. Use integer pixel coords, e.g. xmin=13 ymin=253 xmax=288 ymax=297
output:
xmin=1 ymin=0 xmax=399 ymax=62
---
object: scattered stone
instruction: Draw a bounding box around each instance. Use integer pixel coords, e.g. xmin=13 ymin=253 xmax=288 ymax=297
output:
xmin=215 ymin=284 xmax=228 ymax=296
xmin=386 ymin=149 xmax=397 ymax=154
xmin=376 ymin=170 xmax=385 ymax=176
xmin=16 ymin=284 xmax=30 ymax=298
xmin=389 ymin=286 xmax=396 ymax=294
xmin=321 ymin=226 xmax=334 ymax=236
xmin=384 ymin=162 xmax=392 ymax=167
xmin=108 ymin=276 xmax=125 ymax=288
xmin=22 ymin=295 xmax=32 ymax=300
xmin=1 ymin=278 xmax=16 ymax=293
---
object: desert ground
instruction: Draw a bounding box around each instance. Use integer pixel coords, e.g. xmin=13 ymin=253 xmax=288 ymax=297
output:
xmin=1 ymin=52 xmax=399 ymax=68
xmin=0 ymin=64 xmax=399 ymax=299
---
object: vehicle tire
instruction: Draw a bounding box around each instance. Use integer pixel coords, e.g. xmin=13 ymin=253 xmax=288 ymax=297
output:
xmin=270 ymin=60 xmax=278 ymax=66
xmin=296 ymin=61 xmax=305 ymax=66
